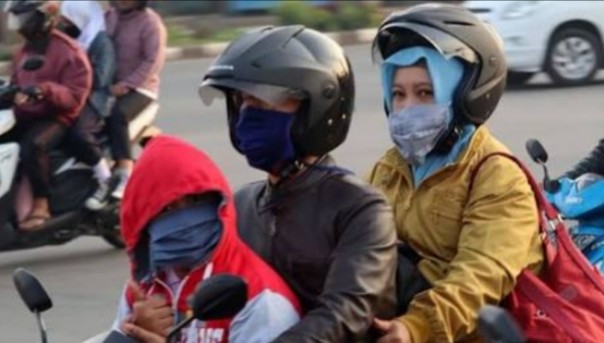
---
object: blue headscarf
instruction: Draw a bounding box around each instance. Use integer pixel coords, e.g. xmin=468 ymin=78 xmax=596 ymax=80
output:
xmin=381 ymin=47 xmax=476 ymax=187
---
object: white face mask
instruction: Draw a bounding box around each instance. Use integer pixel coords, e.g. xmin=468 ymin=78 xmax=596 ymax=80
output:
xmin=388 ymin=104 xmax=450 ymax=165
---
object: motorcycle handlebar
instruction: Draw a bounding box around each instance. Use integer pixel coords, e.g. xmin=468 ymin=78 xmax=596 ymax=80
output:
xmin=0 ymin=84 xmax=20 ymax=109
xmin=544 ymin=178 xmax=561 ymax=193
xmin=0 ymin=85 xmax=43 ymax=110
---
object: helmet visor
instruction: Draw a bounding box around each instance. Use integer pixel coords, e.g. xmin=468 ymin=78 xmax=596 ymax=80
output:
xmin=199 ymin=78 xmax=306 ymax=107
xmin=7 ymin=11 xmax=35 ymax=31
xmin=374 ymin=21 xmax=478 ymax=65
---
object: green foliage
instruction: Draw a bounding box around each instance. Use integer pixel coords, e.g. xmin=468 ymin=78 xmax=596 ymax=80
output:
xmin=274 ymin=1 xmax=380 ymax=32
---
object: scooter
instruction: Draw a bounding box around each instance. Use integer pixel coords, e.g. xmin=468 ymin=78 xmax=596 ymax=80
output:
xmin=0 ymin=56 xmax=161 ymax=252
xmin=12 ymin=267 xmax=525 ymax=343
xmin=12 ymin=268 xmax=248 ymax=343
xmin=526 ymin=139 xmax=604 ymax=273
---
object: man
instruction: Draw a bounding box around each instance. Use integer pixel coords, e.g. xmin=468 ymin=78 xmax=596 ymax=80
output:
xmin=199 ymin=25 xmax=398 ymax=342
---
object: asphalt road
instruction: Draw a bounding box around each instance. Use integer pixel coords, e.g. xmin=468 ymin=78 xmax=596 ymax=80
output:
xmin=1 ymin=44 xmax=603 ymax=342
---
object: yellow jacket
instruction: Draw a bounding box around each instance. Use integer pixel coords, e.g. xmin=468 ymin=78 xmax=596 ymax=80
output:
xmin=366 ymin=126 xmax=544 ymax=343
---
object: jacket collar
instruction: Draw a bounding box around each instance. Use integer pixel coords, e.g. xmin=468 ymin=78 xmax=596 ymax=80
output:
xmin=259 ymin=155 xmax=346 ymax=212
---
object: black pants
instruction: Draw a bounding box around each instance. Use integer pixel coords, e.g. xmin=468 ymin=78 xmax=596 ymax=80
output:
xmin=396 ymin=243 xmax=432 ymax=315
xmin=1 ymin=120 xmax=68 ymax=198
xmin=107 ymin=91 xmax=153 ymax=161
xmin=67 ymin=104 xmax=104 ymax=166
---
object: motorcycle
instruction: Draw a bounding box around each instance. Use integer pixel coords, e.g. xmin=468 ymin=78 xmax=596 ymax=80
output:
xmin=0 ymin=56 xmax=161 ymax=252
xmin=526 ymin=139 xmax=604 ymax=273
xmin=12 ymin=268 xmax=248 ymax=343
xmin=12 ymin=267 xmax=525 ymax=343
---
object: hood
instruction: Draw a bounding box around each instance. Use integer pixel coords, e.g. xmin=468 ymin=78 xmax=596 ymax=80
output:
xmin=121 ymin=135 xmax=239 ymax=281
xmin=60 ymin=0 xmax=106 ymax=51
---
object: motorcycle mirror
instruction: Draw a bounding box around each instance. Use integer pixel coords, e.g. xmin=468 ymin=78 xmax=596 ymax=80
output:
xmin=191 ymin=274 xmax=248 ymax=320
xmin=166 ymin=274 xmax=248 ymax=343
xmin=13 ymin=268 xmax=53 ymax=313
xmin=526 ymin=139 xmax=548 ymax=164
xmin=13 ymin=268 xmax=52 ymax=343
xmin=22 ymin=56 xmax=45 ymax=72
xmin=478 ymin=305 xmax=526 ymax=343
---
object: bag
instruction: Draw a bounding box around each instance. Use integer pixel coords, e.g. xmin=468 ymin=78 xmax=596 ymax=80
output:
xmin=471 ymin=152 xmax=604 ymax=343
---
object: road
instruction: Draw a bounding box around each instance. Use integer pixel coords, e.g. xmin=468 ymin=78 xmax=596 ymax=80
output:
xmin=1 ymin=44 xmax=603 ymax=342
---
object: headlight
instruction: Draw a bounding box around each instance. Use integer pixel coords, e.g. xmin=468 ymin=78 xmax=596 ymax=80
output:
xmin=501 ymin=1 xmax=541 ymax=20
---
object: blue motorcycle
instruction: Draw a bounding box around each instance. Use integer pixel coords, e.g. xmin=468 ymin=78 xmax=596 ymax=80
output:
xmin=526 ymin=139 xmax=604 ymax=273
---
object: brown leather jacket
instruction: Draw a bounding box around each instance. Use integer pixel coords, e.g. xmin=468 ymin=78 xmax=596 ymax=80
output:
xmin=234 ymin=156 xmax=398 ymax=343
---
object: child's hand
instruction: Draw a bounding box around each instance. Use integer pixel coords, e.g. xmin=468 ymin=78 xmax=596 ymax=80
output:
xmin=128 ymin=281 xmax=174 ymax=337
xmin=122 ymin=322 xmax=165 ymax=343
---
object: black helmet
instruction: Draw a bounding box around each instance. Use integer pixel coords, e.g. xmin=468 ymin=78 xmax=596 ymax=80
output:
xmin=6 ymin=0 xmax=56 ymax=37
xmin=6 ymin=0 xmax=45 ymax=14
xmin=200 ymin=25 xmax=355 ymax=157
xmin=373 ymin=3 xmax=507 ymax=125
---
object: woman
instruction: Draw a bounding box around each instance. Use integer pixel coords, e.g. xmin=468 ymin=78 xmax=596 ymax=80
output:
xmin=7 ymin=0 xmax=92 ymax=230
xmin=59 ymin=0 xmax=116 ymax=210
xmin=103 ymin=0 xmax=167 ymax=200
xmin=366 ymin=4 xmax=545 ymax=343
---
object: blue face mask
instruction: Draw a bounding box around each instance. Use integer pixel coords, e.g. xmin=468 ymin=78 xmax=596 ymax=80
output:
xmin=235 ymin=106 xmax=296 ymax=174
xmin=148 ymin=203 xmax=222 ymax=272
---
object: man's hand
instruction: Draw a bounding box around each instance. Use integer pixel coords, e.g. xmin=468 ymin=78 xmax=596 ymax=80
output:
xmin=374 ymin=318 xmax=413 ymax=343
xmin=111 ymin=84 xmax=130 ymax=97
xmin=122 ymin=322 xmax=165 ymax=343
xmin=129 ymin=281 xmax=174 ymax=337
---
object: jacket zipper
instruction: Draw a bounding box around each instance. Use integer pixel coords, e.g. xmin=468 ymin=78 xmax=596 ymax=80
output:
xmin=268 ymin=214 xmax=278 ymax=265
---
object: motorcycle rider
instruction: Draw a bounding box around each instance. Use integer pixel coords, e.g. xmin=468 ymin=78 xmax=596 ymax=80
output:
xmin=366 ymin=4 xmax=544 ymax=343
xmin=112 ymin=135 xmax=301 ymax=343
xmin=199 ymin=26 xmax=398 ymax=342
xmin=59 ymin=0 xmax=116 ymax=210
xmin=5 ymin=0 xmax=92 ymax=231
xmin=101 ymin=0 xmax=167 ymax=201
xmin=564 ymin=140 xmax=604 ymax=179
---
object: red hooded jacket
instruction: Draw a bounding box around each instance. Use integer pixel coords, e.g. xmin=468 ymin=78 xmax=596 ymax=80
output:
xmin=113 ymin=135 xmax=300 ymax=343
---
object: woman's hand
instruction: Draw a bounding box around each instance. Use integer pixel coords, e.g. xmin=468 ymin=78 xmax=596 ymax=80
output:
xmin=373 ymin=318 xmax=413 ymax=343
xmin=111 ymin=84 xmax=130 ymax=97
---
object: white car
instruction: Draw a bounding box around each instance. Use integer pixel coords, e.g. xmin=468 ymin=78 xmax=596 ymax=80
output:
xmin=463 ymin=1 xmax=604 ymax=85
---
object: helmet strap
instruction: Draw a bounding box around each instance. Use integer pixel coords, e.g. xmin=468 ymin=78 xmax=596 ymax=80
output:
xmin=274 ymin=159 xmax=306 ymax=186
xmin=274 ymin=155 xmax=331 ymax=187
xmin=433 ymin=121 xmax=463 ymax=155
